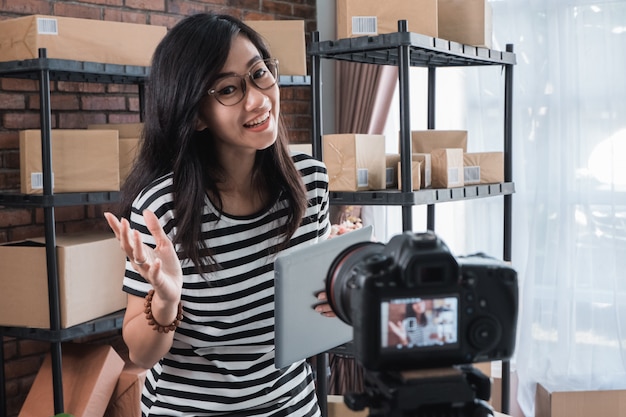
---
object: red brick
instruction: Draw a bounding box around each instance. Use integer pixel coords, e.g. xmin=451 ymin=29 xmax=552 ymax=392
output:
xmin=53 ymin=2 xmax=103 ymax=20
xmin=104 ymin=8 xmax=148 ymax=23
xmin=2 ymin=112 xmax=55 ymax=130
xmin=4 ymin=150 xmax=20 ymax=170
xmin=17 ymin=340 xmax=50 ymax=357
xmin=62 ymin=218 xmax=111 ymax=234
xmin=57 ymin=112 xmax=107 ymax=128
xmin=0 ymin=208 xmax=33 ymax=228
xmin=3 ymin=0 xmax=52 ymax=15
xmin=0 ymin=131 xmax=19 ymax=150
xmin=57 ymin=82 xmax=106 ymax=94
xmin=0 ymin=93 xmax=26 ymax=110
xmin=80 ymin=0 xmax=124 ymax=6
xmin=81 ymin=95 xmax=127 ymax=111
xmin=0 ymin=78 xmax=38 ymax=92
xmin=8 ymin=224 xmax=46 ymax=242
xmin=107 ymin=84 xmax=140 ymax=94
xmin=4 ymin=356 xmax=43 ymax=380
xmin=29 ymin=94 xmax=81 ymax=111
xmin=35 ymin=206 xmax=86 ymax=224
xmin=108 ymin=112 xmax=141 ymax=124
xmin=2 ymin=338 xmax=18 ymax=361
xmin=149 ymin=13 xmax=182 ymax=28
xmin=167 ymin=0 xmax=210 ymax=15
xmin=262 ymin=1 xmax=294 ymax=17
xmin=0 ymin=170 xmax=20 ymax=191
xmin=125 ymin=0 xmax=166 ymax=12
xmin=128 ymin=97 xmax=141 ymax=112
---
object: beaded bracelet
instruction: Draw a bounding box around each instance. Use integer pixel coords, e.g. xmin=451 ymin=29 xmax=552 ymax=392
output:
xmin=144 ymin=289 xmax=183 ymax=333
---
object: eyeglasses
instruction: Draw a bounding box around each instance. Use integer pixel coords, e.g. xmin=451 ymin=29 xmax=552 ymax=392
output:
xmin=208 ymin=58 xmax=279 ymax=106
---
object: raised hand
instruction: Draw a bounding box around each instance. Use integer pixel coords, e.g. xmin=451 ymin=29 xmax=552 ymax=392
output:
xmin=104 ymin=210 xmax=183 ymax=304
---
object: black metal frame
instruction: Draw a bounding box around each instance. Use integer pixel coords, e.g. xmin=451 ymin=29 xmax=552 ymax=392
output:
xmin=0 ymin=50 xmax=311 ymax=417
xmin=310 ymin=21 xmax=516 ymax=416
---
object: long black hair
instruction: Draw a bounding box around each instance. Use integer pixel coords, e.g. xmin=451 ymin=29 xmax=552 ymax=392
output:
xmin=119 ymin=13 xmax=307 ymax=273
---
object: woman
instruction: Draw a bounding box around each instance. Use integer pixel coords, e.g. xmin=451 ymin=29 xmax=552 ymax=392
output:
xmin=104 ymin=13 xmax=330 ymax=417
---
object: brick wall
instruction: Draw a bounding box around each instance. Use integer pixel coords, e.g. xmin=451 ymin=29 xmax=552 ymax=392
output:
xmin=0 ymin=1 xmax=316 ymax=416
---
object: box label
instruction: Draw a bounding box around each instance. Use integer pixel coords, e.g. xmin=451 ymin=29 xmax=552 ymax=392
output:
xmin=30 ymin=172 xmax=54 ymax=190
xmin=352 ymin=16 xmax=378 ymax=35
xmin=357 ymin=169 xmax=369 ymax=187
xmin=385 ymin=167 xmax=395 ymax=186
xmin=36 ymin=18 xmax=59 ymax=35
xmin=464 ymin=166 xmax=481 ymax=184
xmin=448 ymin=167 xmax=461 ymax=185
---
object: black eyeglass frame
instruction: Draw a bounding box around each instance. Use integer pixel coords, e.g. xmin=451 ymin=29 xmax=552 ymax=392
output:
xmin=207 ymin=58 xmax=280 ymax=106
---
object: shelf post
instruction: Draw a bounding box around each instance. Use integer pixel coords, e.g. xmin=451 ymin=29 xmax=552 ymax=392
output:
xmin=501 ymin=43 xmax=515 ymax=416
xmin=397 ymin=20 xmax=413 ymax=232
xmin=311 ymin=31 xmax=323 ymax=161
xmin=426 ymin=66 xmax=437 ymax=231
xmin=38 ymin=48 xmax=65 ymax=415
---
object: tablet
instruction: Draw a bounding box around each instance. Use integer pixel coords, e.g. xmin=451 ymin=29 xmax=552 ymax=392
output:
xmin=273 ymin=225 xmax=374 ymax=368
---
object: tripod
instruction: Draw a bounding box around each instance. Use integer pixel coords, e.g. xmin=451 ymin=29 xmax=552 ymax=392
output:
xmin=344 ymin=365 xmax=494 ymax=417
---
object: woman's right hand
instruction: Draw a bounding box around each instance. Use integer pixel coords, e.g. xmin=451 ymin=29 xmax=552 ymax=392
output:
xmin=104 ymin=209 xmax=183 ymax=304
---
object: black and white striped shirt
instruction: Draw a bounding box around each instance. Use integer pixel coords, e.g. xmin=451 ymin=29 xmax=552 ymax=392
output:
xmin=123 ymin=153 xmax=330 ymax=417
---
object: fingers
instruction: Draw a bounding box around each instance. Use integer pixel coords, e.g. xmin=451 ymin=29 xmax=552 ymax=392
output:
xmin=104 ymin=211 xmax=148 ymax=268
xmin=143 ymin=209 xmax=173 ymax=252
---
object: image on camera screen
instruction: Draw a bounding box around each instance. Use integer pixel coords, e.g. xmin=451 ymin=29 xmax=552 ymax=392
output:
xmin=381 ymin=296 xmax=459 ymax=350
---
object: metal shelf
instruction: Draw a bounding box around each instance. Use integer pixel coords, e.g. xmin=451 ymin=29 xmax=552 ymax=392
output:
xmin=0 ymin=310 xmax=125 ymax=343
xmin=279 ymin=74 xmax=310 ymax=86
xmin=0 ymin=57 xmax=149 ymax=83
xmin=308 ymin=31 xmax=516 ymax=67
xmin=329 ymin=183 xmax=515 ymax=206
xmin=0 ymin=191 xmax=120 ymax=208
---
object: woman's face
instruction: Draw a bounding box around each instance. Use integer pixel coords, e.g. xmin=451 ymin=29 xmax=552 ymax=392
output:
xmin=196 ymin=34 xmax=280 ymax=156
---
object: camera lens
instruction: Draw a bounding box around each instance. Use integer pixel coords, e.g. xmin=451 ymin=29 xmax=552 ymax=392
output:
xmin=325 ymin=242 xmax=384 ymax=325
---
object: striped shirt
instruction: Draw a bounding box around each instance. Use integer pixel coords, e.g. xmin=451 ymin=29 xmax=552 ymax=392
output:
xmin=123 ymin=153 xmax=330 ymax=417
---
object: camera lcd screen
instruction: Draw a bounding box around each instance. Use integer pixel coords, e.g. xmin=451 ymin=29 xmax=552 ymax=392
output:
xmin=380 ymin=295 xmax=459 ymax=351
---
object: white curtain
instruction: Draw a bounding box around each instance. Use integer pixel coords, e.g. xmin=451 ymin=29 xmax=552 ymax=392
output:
xmin=381 ymin=0 xmax=626 ymax=415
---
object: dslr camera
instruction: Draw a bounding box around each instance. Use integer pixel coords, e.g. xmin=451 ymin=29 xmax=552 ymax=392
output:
xmin=325 ymin=231 xmax=518 ymax=372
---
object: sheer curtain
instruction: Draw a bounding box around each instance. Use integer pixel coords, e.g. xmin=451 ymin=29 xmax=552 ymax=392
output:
xmin=382 ymin=0 xmax=626 ymax=415
xmin=489 ymin=1 xmax=626 ymax=415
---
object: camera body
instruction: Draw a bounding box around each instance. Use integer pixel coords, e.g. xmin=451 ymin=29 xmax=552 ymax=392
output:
xmin=326 ymin=231 xmax=518 ymax=371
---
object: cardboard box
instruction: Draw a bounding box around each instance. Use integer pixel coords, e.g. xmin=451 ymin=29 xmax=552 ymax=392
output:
xmin=88 ymin=123 xmax=143 ymax=185
xmin=0 ymin=15 xmax=166 ymax=66
xmin=0 ymin=232 xmax=126 ymax=328
xmin=385 ymin=153 xmax=401 ymax=188
xmin=397 ymin=159 xmax=421 ymax=190
xmin=20 ymin=129 xmax=120 ymax=194
xmin=19 ymin=343 xmax=125 ymax=417
xmin=289 ymin=143 xmax=313 ymax=156
xmin=438 ymin=0 xmax=493 ymax=48
xmin=535 ymin=382 xmax=626 ymax=417
xmin=323 ymin=134 xmax=386 ymax=191
xmin=327 ymin=395 xmax=369 ymax=417
xmin=411 ymin=130 xmax=468 ymax=154
xmin=463 ymin=152 xmax=504 ymax=185
xmin=245 ymin=20 xmax=307 ymax=76
xmin=336 ymin=0 xmax=438 ymax=39
xmin=104 ymin=362 xmax=147 ymax=417
xmin=431 ymin=148 xmax=464 ymax=188
xmin=88 ymin=123 xmax=143 ymax=139
xmin=412 ymin=153 xmax=432 ymax=188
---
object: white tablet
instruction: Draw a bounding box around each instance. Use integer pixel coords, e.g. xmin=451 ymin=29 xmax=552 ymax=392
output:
xmin=273 ymin=225 xmax=374 ymax=368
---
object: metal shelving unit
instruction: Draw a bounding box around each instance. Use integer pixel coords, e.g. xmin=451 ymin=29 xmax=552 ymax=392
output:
xmin=309 ymin=20 xmax=516 ymax=416
xmin=0 ymin=49 xmax=312 ymax=417
xmin=0 ymin=50 xmax=149 ymax=417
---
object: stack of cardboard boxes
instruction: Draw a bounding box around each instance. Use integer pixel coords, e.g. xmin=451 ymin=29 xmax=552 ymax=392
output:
xmin=336 ymin=0 xmax=493 ymax=49
xmin=323 ymin=130 xmax=504 ymax=192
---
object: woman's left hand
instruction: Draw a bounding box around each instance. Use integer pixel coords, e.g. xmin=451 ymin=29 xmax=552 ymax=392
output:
xmin=314 ymin=291 xmax=336 ymax=317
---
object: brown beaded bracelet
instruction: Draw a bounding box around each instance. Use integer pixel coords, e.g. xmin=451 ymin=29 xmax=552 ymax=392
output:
xmin=144 ymin=289 xmax=183 ymax=333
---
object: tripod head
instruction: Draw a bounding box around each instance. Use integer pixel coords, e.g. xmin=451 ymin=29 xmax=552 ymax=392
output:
xmin=344 ymin=365 xmax=494 ymax=417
